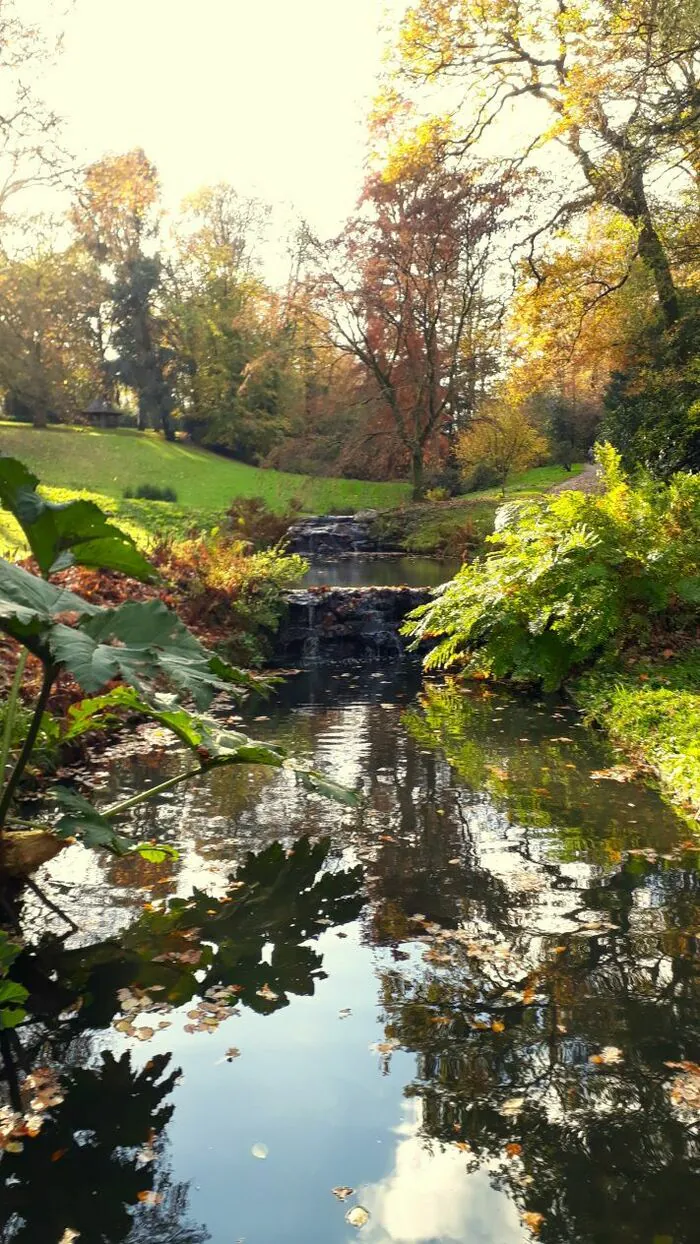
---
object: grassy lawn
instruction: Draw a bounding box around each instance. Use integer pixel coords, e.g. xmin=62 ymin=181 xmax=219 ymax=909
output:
xmin=372 ymin=463 xmax=585 ymax=556
xmin=0 ymin=423 xmax=409 ymax=518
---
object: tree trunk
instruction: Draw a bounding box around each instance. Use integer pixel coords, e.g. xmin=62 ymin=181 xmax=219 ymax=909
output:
xmin=637 ymin=214 xmax=680 ymax=329
xmin=32 ymin=406 xmax=47 ymax=429
xmin=411 ymin=448 xmax=424 ymax=501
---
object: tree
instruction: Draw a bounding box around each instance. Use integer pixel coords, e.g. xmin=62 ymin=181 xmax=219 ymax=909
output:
xmin=0 ymin=225 xmax=105 ymax=426
xmin=162 ymin=186 xmax=287 ymax=461
xmin=456 ymin=403 xmax=547 ymax=494
xmin=71 ymin=150 xmax=175 ymax=438
xmin=306 ymin=140 xmax=508 ymax=498
xmin=396 ymin=0 xmax=700 ymax=328
xmin=0 ymin=1 xmax=70 ymax=216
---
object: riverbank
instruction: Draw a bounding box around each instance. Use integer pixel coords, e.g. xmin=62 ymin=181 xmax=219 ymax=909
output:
xmin=574 ymin=650 xmax=700 ymax=821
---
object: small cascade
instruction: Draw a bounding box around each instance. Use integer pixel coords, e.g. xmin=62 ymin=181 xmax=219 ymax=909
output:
xmin=274 ymin=586 xmax=431 ymax=665
xmin=284 ymin=513 xmax=379 ymax=558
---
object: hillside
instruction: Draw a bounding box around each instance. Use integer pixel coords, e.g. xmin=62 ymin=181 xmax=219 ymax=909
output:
xmin=0 ymin=424 xmax=409 ymax=512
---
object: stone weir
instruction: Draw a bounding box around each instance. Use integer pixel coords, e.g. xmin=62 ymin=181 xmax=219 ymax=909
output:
xmin=284 ymin=513 xmax=379 ymax=558
xmin=274 ymin=586 xmax=431 ymax=664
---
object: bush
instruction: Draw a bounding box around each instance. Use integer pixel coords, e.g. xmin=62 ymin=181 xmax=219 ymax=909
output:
xmin=225 ymin=495 xmax=303 ymax=550
xmin=404 ymin=444 xmax=700 ymax=689
xmin=150 ymin=533 xmax=307 ymax=664
xmin=425 ymin=486 xmax=450 ymax=503
xmin=124 ymin=483 xmax=178 ymax=503
xmin=461 ymin=462 xmax=503 ymax=493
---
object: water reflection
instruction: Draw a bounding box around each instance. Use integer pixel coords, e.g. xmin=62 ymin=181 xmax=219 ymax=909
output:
xmin=2 ymin=671 xmax=700 ymax=1243
xmin=300 ymin=557 xmax=459 ymax=589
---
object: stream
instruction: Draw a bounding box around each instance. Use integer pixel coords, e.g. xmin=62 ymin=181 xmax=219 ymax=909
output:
xmin=2 ymin=558 xmax=700 ymax=1244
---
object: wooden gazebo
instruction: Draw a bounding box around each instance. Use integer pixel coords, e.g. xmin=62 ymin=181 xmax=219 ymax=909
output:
xmin=82 ymin=398 xmax=122 ymax=430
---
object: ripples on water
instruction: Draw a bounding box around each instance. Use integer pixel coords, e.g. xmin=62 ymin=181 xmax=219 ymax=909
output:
xmin=3 ymin=666 xmax=700 ymax=1244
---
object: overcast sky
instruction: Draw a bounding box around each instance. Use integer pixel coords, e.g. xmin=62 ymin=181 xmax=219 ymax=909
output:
xmin=38 ymin=0 xmax=401 ymax=236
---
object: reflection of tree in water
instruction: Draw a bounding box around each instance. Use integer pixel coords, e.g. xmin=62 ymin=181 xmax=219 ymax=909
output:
xmin=372 ymin=685 xmax=700 ymax=1243
xmin=0 ymin=1050 xmax=208 ymax=1244
xmin=0 ymin=837 xmax=363 ymax=1244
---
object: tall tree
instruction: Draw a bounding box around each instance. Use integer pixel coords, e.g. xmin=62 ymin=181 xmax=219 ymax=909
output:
xmin=72 ymin=150 xmax=175 ymax=438
xmin=0 ymin=224 xmax=104 ymax=426
xmin=396 ymin=0 xmax=700 ymax=328
xmin=162 ymin=186 xmax=287 ymax=461
xmin=306 ymin=144 xmax=507 ymax=497
xmin=0 ymin=1 xmax=70 ymax=216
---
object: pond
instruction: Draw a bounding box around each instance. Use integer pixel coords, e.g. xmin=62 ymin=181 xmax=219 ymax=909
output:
xmin=3 ymin=665 xmax=700 ymax=1244
xmin=300 ymin=557 xmax=460 ymax=589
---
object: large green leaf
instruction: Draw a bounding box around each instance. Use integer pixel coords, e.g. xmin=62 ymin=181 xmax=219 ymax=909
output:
xmin=0 ymin=456 xmax=154 ymax=580
xmin=53 ymin=788 xmax=133 ymax=854
xmin=0 ymin=977 xmax=28 ymax=1030
xmin=0 ymin=557 xmax=98 ymax=650
xmin=49 ymin=598 xmax=255 ymax=708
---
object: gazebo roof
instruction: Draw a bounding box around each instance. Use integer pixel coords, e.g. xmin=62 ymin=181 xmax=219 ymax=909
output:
xmin=83 ymin=397 xmax=123 ymax=416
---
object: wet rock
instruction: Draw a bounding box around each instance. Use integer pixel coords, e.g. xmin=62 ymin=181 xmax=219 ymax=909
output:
xmin=284 ymin=514 xmax=379 ymax=558
xmin=274 ymin=586 xmax=431 ymax=665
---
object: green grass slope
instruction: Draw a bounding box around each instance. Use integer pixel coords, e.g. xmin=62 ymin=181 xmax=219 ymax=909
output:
xmin=0 ymin=424 xmax=409 ymax=513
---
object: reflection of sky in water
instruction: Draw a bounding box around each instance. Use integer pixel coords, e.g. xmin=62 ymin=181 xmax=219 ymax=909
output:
xmin=360 ymin=1103 xmax=525 ymax=1244
xmin=12 ymin=671 xmax=698 ymax=1244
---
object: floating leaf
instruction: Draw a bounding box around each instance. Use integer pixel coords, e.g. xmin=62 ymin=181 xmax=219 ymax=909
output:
xmin=522 ymin=1210 xmax=545 ymax=1234
xmin=345 ymin=1206 xmax=370 ymax=1229
xmin=251 ymin=1143 xmax=269 ymax=1159
xmin=332 ymin=1186 xmax=354 ymax=1200
xmin=589 ymin=1046 xmax=623 ymax=1065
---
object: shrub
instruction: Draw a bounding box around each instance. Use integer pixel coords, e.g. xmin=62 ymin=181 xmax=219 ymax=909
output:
xmin=124 ymin=483 xmax=178 ymax=503
xmin=404 ymin=444 xmax=700 ymax=689
xmin=150 ymin=533 xmax=307 ymax=664
xmin=225 ymin=495 xmax=303 ymax=550
xmin=425 ymin=486 xmax=450 ymax=503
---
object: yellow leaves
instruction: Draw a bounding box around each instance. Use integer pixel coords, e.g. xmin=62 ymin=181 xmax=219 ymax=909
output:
xmin=522 ymin=1210 xmax=545 ymax=1234
xmin=492 ymin=1019 xmax=505 ymax=1033
xmin=589 ymin=1046 xmax=623 ymax=1065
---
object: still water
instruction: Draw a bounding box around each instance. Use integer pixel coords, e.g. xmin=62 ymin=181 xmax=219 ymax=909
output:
xmin=4 ymin=666 xmax=700 ymax=1244
xmin=300 ymin=557 xmax=460 ymax=588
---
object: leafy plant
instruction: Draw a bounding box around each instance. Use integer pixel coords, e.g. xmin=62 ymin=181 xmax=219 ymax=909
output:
xmin=123 ymin=483 xmax=178 ymax=502
xmin=0 ymin=455 xmax=356 ymax=869
xmin=225 ymin=494 xmax=303 ymax=550
xmin=404 ymin=445 xmax=700 ymax=689
xmin=0 ymin=930 xmax=28 ymax=1029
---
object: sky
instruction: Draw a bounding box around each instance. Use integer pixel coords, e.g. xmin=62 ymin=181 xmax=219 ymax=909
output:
xmin=38 ymin=0 xmax=402 ymax=237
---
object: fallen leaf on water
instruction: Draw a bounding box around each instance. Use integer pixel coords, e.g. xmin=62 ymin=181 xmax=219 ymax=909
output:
xmin=522 ymin=987 xmax=536 ymax=1006
xmin=429 ymin=1015 xmax=452 ymax=1026
xmin=332 ymin=1186 xmax=354 ymax=1200
xmin=345 ymin=1206 xmax=370 ymax=1228
xmin=137 ymin=1191 xmax=163 ymax=1205
xmin=448 ymin=858 xmax=460 ymax=865
xmin=492 ymin=1020 xmax=505 ymax=1033
xmin=225 ymin=1048 xmax=241 ymax=1060
xmin=114 ymin=1019 xmax=135 ymax=1036
xmin=665 ymin=1060 xmax=700 ymax=1074
xmin=251 ymin=1143 xmax=268 ymax=1159
xmin=454 ymin=1141 xmax=471 ymax=1152
xmin=370 ymin=1039 xmax=400 ymax=1054
xmin=58 ymin=1231 xmax=80 ymax=1244
xmin=590 ymin=766 xmax=636 ymax=782
xmin=589 ymin=1046 xmax=623 ymax=1065
xmin=51 ymin=1147 xmax=69 ymax=1162
xmin=522 ymin=1210 xmax=545 ymax=1234
xmin=499 ymin=1097 xmax=525 ymax=1118
xmin=256 ymin=984 xmax=279 ymax=1002
xmin=134 ymin=1027 xmax=155 ymax=1042
xmin=505 ymin=1143 xmax=522 ymax=1157
xmin=339 ymin=1008 xmax=352 ymax=1019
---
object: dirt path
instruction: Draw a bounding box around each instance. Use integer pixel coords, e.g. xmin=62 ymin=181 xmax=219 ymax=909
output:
xmin=549 ymin=463 xmax=602 ymax=494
